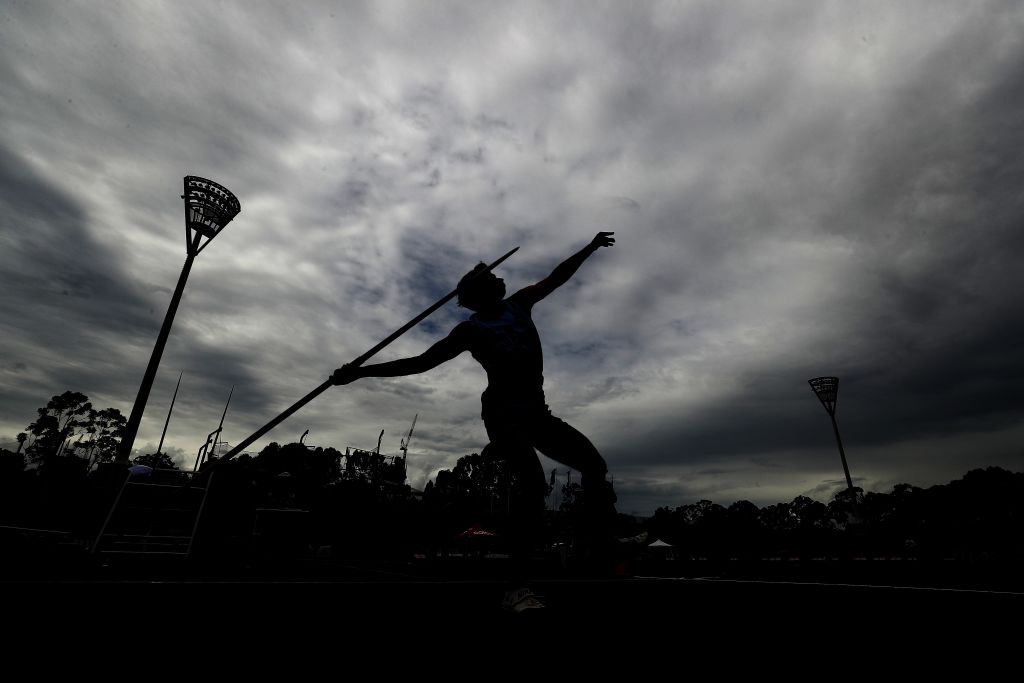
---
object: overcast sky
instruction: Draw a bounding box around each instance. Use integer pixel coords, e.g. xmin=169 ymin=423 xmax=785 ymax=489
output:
xmin=2 ymin=1 xmax=1023 ymax=515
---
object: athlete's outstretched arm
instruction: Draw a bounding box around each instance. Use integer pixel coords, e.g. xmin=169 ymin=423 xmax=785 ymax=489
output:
xmin=514 ymin=231 xmax=615 ymax=306
xmin=332 ymin=324 xmax=471 ymax=385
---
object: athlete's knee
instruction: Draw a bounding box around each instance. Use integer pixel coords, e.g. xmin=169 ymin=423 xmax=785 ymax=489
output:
xmin=591 ymin=477 xmax=617 ymax=504
xmin=577 ymin=471 xmax=616 ymax=508
xmin=579 ymin=462 xmax=610 ymax=488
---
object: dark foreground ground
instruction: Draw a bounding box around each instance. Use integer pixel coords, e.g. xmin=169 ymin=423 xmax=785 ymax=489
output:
xmin=4 ymin=577 xmax=1020 ymax=670
xmin=4 ymin=549 xmax=1021 ymax=660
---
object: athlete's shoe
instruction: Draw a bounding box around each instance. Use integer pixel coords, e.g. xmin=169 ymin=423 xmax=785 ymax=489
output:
xmin=501 ymin=586 xmax=546 ymax=613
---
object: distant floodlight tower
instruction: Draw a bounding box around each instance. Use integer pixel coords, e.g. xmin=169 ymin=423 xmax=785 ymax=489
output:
xmin=117 ymin=176 xmax=240 ymax=463
xmin=808 ymin=376 xmax=854 ymax=491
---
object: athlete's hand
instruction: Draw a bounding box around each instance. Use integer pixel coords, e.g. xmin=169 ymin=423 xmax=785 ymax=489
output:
xmin=590 ymin=231 xmax=615 ymax=249
xmin=331 ymin=363 xmax=362 ymax=386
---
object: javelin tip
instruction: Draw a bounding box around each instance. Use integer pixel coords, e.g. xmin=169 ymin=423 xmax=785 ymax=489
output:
xmin=489 ymin=246 xmax=519 ymax=266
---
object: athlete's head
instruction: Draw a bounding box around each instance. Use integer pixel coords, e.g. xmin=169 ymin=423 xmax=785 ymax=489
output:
xmin=457 ymin=263 xmax=506 ymax=311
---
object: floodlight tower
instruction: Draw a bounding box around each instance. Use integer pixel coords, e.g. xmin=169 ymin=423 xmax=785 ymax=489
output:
xmin=117 ymin=176 xmax=240 ymax=463
xmin=808 ymin=376 xmax=854 ymax=491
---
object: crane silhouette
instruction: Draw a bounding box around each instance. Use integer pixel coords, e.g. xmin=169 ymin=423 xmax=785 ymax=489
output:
xmin=399 ymin=414 xmax=418 ymax=479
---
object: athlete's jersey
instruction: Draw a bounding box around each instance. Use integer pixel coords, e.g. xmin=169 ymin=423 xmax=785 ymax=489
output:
xmin=462 ymin=294 xmax=544 ymax=404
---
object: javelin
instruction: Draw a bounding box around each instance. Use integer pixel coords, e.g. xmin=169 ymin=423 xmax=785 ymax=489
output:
xmin=216 ymin=246 xmax=519 ymax=462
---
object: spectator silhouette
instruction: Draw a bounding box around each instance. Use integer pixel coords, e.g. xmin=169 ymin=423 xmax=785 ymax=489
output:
xmin=333 ymin=232 xmax=620 ymax=610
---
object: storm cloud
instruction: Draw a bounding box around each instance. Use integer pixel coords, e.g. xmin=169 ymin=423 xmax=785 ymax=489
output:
xmin=2 ymin=1 xmax=1023 ymax=515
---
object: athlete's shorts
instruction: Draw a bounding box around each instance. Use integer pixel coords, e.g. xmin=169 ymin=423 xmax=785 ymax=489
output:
xmin=481 ymin=394 xmax=608 ymax=494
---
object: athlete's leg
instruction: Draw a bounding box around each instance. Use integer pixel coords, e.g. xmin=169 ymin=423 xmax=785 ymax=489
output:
xmin=484 ymin=418 xmax=549 ymax=515
xmin=483 ymin=414 xmax=549 ymax=588
xmin=531 ymin=412 xmax=616 ymax=509
xmin=531 ymin=413 xmax=619 ymax=568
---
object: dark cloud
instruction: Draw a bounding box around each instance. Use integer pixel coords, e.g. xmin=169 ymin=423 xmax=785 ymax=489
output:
xmin=3 ymin=2 xmax=1024 ymax=516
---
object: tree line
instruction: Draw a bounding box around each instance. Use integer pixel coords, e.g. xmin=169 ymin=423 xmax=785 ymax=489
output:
xmin=2 ymin=391 xmax=1023 ymax=569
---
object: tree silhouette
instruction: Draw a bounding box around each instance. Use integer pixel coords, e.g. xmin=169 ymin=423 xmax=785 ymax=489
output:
xmin=132 ymin=451 xmax=178 ymax=469
xmin=559 ymin=480 xmax=583 ymax=514
xmin=25 ymin=391 xmax=92 ymax=462
xmin=343 ymin=447 xmax=387 ymax=484
xmin=85 ymin=407 xmax=126 ymax=468
xmin=826 ymin=486 xmax=864 ymax=530
xmin=22 ymin=393 xmax=125 ymax=471
xmin=726 ymin=500 xmax=763 ymax=560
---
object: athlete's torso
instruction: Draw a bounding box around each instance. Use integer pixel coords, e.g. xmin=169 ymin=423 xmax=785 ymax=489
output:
xmin=463 ymin=296 xmax=544 ymax=400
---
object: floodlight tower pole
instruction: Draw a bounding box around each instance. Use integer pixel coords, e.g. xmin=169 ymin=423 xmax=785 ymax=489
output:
xmin=118 ymin=251 xmax=196 ymax=462
xmin=808 ymin=376 xmax=854 ymax=491
xmin=117 ymin=177 xmax=240 ymax=463
xmin=829 ymin=413 xmax=854 ymax=491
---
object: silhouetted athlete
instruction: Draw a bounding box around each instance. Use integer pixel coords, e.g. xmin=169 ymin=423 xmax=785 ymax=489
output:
xmin=332 ymin=232 xmax=619 ymax=611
